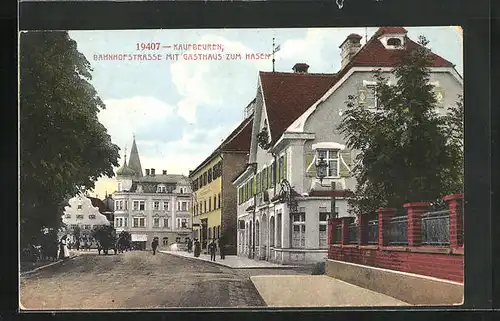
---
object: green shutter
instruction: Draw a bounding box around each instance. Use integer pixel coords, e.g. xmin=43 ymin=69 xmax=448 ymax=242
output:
xmin=271 ymin=162 xmax=275 ymax=187
xmin=339 ymin=150 xmax=352 ymax=177
xmin=275 ymin=160 xmax=280 ymax=185
xmin=252 ymin=177 xmax=256 ymax=196
xmin=257 ymin=172 xmax=261 ymax=194
xmin=282 ymin=154 xmax=287 ymax=180
xmin=305 ymin=151 xmax=316 ymax=177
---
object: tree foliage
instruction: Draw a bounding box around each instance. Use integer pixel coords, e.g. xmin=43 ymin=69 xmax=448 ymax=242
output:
xmin=20 ymin=31 xmax=120 ymax=246
xmin=338 ymin=36 xmax=463 ymax=216
xmin=92 ymin=225 xmax=117 ymax=250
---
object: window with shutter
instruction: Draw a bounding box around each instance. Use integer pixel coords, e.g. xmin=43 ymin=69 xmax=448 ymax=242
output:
xmin=283 ymin=153 xmax=287 ymax=180
xmin=339 ymin=150 xmax=352 ymax=177
xmin=305 ymin=151 xmax=316 ymax=177
xmin=275 ymin=160 xmax=280 ymax=185
xmin=358 ymin=86 xmax=368 ymax=107
xmin=434 ymin=87 xmax=445 ymax=107
xmin=256 ymin=172 xmax=261 ymax=194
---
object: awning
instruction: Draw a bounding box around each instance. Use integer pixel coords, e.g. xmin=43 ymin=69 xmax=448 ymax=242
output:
xmin=131 ymin=234 xmax=148 ymax=242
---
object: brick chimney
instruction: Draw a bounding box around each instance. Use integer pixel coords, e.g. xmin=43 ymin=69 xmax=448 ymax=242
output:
xmin=145 ymin=169 xmax=150 ymax=176
xmin=292 ymin=63 xmax=310 ymax=73
xmin=339 ymin=33 xmax=362 ymax=69
xmin=151 ymin=168 xmax=155 ymax=176
xmin=163 ymin=170 xmax=167 ymax=175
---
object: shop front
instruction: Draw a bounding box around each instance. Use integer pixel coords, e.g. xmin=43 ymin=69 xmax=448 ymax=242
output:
xmin=131 ymin=234 xmax=148 ymax=250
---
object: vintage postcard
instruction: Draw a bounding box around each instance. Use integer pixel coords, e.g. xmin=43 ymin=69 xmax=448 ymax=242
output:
xmin=19 ymin=26 xmax=464 ymax=310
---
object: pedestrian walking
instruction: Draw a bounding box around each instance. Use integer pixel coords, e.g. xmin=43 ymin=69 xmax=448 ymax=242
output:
xmin=208 ymin=239 xmax=217 ymax=261
xmin=151 ymin=239 xmax=159 ymax=255
xmin=187 ymin=238 xmax=193 ymax=253
xmin=58 ymin=235 xmax=70 ymax=260
xmin=219 ymin=235 xmax=226 ymax=260
xmin=194 ymin=239 xmax=201 ymax=257
xmin=75 ymin=239 xmax=80 ymax=251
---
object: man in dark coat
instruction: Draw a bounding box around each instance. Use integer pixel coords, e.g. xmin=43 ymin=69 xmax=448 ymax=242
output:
xmin=208 ymin=239 xmax=217 ymax=261
xmin=194 ymin=239 xmax=201 ymax=257
xmin=151 ymin=239 xmax=159 ymax=255
xmin=187 ymin=238 xmax=193 ymax=253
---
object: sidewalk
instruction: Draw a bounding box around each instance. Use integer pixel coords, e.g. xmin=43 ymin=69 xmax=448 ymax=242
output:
xmin=250 ymin=275 xmax=411 ymax=307
xmin=159 ymin=250 xmax=301 ymax=269
xmin=20 ymin=250 xmax=80 ymax=277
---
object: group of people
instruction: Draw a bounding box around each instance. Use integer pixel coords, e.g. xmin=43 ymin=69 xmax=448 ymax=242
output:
xmin=185 ymin=237 xmax=225 ymax=262
xmin=68 ymin=239 xmax=93 ymax=251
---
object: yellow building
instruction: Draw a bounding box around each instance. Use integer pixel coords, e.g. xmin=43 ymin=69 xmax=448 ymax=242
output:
xmin=190 ymin=110 xmax=254 ymax=254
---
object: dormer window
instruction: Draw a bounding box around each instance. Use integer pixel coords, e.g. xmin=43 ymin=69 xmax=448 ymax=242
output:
xmin=387 ymin=38 xmax=402 ymax=47
xmin=180 ymin=188 xmax=184 ymax=194
xmin=157 ymin=185 xmax=166 ymax=193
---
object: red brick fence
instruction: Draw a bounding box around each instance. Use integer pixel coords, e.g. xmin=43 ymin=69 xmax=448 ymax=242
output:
xmin=327 ymin=194 xmax=464 ymax=283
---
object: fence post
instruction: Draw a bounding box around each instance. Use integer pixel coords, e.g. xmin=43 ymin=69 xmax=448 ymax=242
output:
xmin=376 ymin=208 xmax=396 ymax=247
xmin=328 ymin=218 xmax=341 ymax=244
xmin=404 ymin=202 xmax=430 ymax=247
xmin=340 ymin=217 xmax=353 ymax=245
xmin=357 ymin=214 xmax=369 ymax=246
xmin=444 ymin=194 xmax=464 ymax=248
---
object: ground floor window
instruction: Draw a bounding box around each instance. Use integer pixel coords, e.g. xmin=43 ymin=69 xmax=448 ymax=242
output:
xmin=292 ymin=213 xmax=306 ymax=248
xmin=162 ymin=237 xmax=168 ymax=246
xmin=277 ymin=214 xmax=282 ymax=247
xmin=255 ymin=221 xmax=260 ymax=246
xmin=176 ymin=236 xmax=181 ymax=243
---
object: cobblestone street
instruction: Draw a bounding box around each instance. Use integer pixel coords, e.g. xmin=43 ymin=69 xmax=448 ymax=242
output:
xmin=20 ymin=251 xmax=310 ymax=309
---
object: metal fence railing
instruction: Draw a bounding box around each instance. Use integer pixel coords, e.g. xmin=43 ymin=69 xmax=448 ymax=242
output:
xmin=367 ymin=220 xmax=379 ymax=244
xmin=348 ymin=223 xmax=357 ymax=244
xmin=421 ymin=210 xmax=450 ymax=245
xmin=388 ymin=215 xmax=408 ymax=245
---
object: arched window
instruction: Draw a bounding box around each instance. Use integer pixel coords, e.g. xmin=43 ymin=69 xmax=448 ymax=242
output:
xmin=387 ymin=38 xmax=402 ymax=47
xmin=162 ymin=237 xmax=168 ymax=246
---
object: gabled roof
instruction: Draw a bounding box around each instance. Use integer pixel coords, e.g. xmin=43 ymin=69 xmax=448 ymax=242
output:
xmin=189 ymin=112 xmax=254 ymax=177
xmin=259 ymin=72 xmax=338 ymax=145
xmin=259 ymin=27 xmax=456 ymax=145
xmin=345 ymin=27 xmax=454 ymax=69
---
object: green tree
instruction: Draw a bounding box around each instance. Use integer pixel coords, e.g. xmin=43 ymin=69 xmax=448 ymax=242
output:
xmin=20 ymin=31 xmax=120 ymax=247
xmin=92 ymin=225 xmax=117 ymax=253
xmin=338 ymin=36 xmax=463 ymax=216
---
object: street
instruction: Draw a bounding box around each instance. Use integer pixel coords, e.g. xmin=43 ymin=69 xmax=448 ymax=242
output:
xmin=20 ymin=251 xmax=311 ymax=309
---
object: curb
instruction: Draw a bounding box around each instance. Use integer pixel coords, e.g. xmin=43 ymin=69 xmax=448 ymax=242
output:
xmin=20 ymin=254 xmax=80 ymax=277
xmin=159 ymin=251 xmax=303 ymax=270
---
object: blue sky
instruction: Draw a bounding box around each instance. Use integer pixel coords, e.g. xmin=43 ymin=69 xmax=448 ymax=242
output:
xmin=67 ymin=27 xmax=462 ymax=195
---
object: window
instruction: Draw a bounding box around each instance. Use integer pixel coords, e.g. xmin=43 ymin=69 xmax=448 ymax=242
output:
xmin=387 ymin=37 xmax=402 ymax=47
xmin=181 ymin=218 xmax=188 ymax=229
xmin=182 ymin=202 xmax=187 ymax=211
xmin=319 ymin=212 xmax=328 ymax=248
xmin=317 ymin=149 xmax=340 ymax=177
xmin=133 ymin=217 xmax=145 ymax=227
xmin=291 ymin=213 xmax=306 ymax=248
xmin=153 ymin=217 xmax=160 ymax=228
xmin=218 ymin=193 xmax=221 ymax=208
xmin=115 ymin=200 xmax=124 ymax=210
xmin=209 ymin=198 xmax=212 ymax=212
xmin=163 ymin=201 xmax=169 ymax=211
xmin=133 ymin=200 xmax=145 ymax=211
xmin=77 ymin=204 xmax=82 ymax=210
xmin=204 ymin=200 xmax=207 ymax=213
xmin=163 ymin=237 xmax=168 ymax=246
xmin=176 ymin=236 xmax=181 ymax=243
xmin=208 ymin=168 xmax=213 ymax=183
xmin=84 ymin=225 xmax=91 ymax=230
xmin=76 ymin=214 xmax=84 ymax=219
xmin=271 ymin=162 xmax=276 ymax=187
xmin=89 ymin=214 xmax=96 ymax=219
xmin=124 ymin=218 xmax=128 ymax=227
xmin=157 ymin=185 xmax=166 ymax=193
xmin=203 ymin=172 xmax=207 ymax=185
xmin=180 ymin=188 xmax=184 ymax=194
xmin=163 ymin=218 xmax=169 ymax=228
xmin=366 ymin=84 xmax=378 ymax=108
xmin=153 ymin=201 xmax=160 ymax=211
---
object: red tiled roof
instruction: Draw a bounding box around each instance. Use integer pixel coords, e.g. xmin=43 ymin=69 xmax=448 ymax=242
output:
xmin=259 ymin=72 xmax=338 ymax=144
xmin=259 ymin=27 xmax=455 ymax=146
xmin=221 ymin=113 xmax=253 ymax=152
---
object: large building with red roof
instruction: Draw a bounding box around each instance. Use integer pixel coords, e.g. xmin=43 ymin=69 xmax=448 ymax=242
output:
xmin=233 ymin=27 xmax=463 ymax=264
xmin=189 ymin=109 xmax=254 ymax=254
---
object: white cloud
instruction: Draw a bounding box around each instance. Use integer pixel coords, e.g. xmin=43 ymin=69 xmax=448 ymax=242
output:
xmin=171 ymin=35 xmax=268 ymax=124
xmin=99 ymin=96 xmax=176 ymax=149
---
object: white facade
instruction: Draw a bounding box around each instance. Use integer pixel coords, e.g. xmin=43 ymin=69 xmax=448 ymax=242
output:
xmin=113 ymin=173 xmax=193 ymax=249
xmin=62 ymin=193 xmax=110 ymax=242
xmin=233 ymin=30 xmax=463 ymax=265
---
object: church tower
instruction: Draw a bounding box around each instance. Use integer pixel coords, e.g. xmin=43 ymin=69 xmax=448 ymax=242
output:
xmin=116 ymin=146 xmax=134 ymax=192
xmin=128 ymin=135 xmax=143 ymax=177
